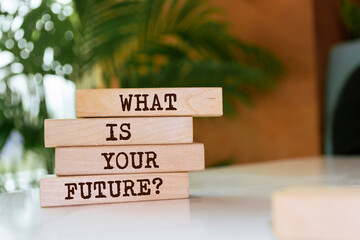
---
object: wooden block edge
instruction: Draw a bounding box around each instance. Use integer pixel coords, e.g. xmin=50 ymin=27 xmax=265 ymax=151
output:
xmin=75 ymin=87 xmax=223 ymax=117
xmin=40 ymin=173 xmax=189 ymax=207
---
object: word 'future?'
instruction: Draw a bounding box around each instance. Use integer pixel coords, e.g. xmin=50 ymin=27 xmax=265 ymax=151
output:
xmin=64 ymin=177 xmax=164 ymax=200
xmin=76 ymin=88 xmax=223 ymax=117
xmin=40 ymin=173 xmax=189 ymax=207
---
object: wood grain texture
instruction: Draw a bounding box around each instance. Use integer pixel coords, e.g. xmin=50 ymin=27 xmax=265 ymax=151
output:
xmin=45 ymin=117 xmax=193 ymax=147
xmin=40 ymin=173 xmax=189 ymax=207
xmin=76 ymin=88 xmax=223 ymax=117
xmin=55 ymin=143 xmax=204 ymax=176
xmin=272 ymin=186 xmax=360 ymax=240
xmin=196 ymin=0 xmax=321 ymax=166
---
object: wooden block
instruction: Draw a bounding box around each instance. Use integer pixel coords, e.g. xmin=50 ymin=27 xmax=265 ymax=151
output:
xmin=40 ymin=173 xmax=189 ymax=207
xmin=76 ymin=88 xmax=223 ymax=117
xmin=44 ymin=117 xmax=193 ymax=147
xmin=55 ymin=143 xmax=204 ymax=176
xmin=272 ymin=186 xmax=360 ymax=240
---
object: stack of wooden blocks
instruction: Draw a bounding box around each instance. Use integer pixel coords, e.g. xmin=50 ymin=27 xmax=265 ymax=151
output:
xmin=40 ymin=88 xmax=222 ymax=207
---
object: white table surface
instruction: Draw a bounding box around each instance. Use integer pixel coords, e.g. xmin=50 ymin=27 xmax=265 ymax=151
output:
xmin=1 ymin=156 xmax=360 ymax=240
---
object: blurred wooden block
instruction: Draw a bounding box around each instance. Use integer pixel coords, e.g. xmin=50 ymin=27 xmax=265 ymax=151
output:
xmin=40 ymin=173 xmax=188 ymax=207
xmin=272 ymin=186 xmax=360 ymax=240
xmin=44 ymin=117 xmax=193 ymax=147
xmin=55 ymin=143 xmax=204 ymax=176
xmin=76 ymin=88 xmax=223 ymax=117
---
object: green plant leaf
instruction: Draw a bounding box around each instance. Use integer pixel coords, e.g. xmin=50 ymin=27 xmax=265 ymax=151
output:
xmin=341 ymin=0 xmax=360 ymax=38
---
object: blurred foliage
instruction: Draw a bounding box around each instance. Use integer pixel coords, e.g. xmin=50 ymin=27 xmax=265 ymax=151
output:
xmin=341 ymin=0 xmax=360 ymax=38
xmin=74 ymin=0 xmax=284 ymax=115
xmin=0 ymin=0 xmax=283 ymax=191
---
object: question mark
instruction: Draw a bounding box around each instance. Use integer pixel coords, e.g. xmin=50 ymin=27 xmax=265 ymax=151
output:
xmin=152 ymin=177 xmax=163 ymax=194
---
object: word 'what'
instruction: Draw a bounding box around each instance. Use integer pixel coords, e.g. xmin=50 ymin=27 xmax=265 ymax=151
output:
xmin=119 ymin=94 xmax=177 ymax=111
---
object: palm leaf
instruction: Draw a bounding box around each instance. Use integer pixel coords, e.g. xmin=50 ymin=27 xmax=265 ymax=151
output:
xmin=0 ymin=0 xmax=283 ymax=164
xmin=71 ymin=0 xmax=283 ymax=114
